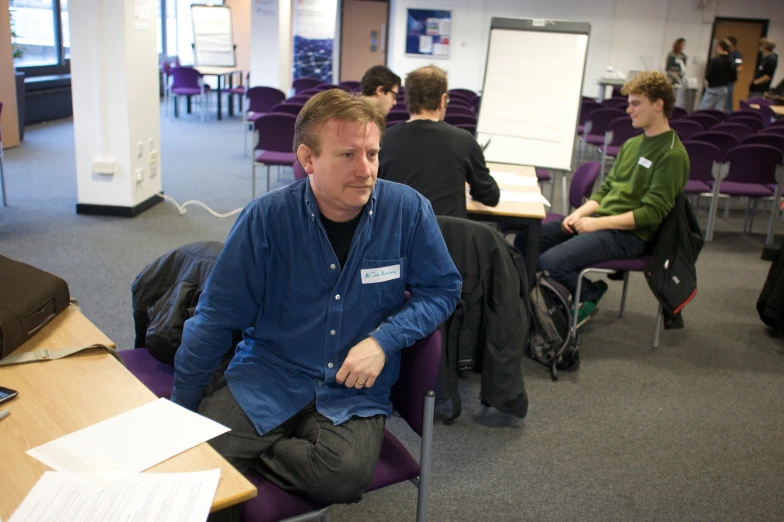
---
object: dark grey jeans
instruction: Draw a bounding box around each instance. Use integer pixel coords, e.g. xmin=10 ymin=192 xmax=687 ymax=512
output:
xmin=201 ymin=379 xmax=385 ymax=521
xmin=514 ymin=218 xmax=647 ymax=301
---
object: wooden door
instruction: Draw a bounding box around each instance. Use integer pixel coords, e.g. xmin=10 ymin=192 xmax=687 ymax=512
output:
xmin=340 ymin=0 xmax=389 ymax=83
xmin=711 ymin=19 xmax=766 ymax=110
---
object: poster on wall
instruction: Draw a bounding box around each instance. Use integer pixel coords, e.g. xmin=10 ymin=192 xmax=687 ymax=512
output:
xmin=406 ymin=9 xmax=451 ymax=58
xmin=292 ymin=0 xmax=338 ymax=83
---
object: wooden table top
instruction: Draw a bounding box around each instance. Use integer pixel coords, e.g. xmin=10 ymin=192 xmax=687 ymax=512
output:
xmin=749 ymin=103 xmax=784 ymax=115
xmin=466 ymin=162 xmax=547 ymax=220
xmin=0 ymin=307 xmax=256 ymax=519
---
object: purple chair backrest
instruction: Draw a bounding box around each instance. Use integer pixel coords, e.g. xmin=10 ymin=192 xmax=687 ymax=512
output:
xmin=756 ymin=104 xmax=776 ymax=124
xmin=386 ymin=120 xmax=401 ymax=128
xmin=671 ymin=106 xmax=689 ymax=120
xmin=603 ymin=97 xmax=628 ymax=110
xmin=386 ymin=110 xmax=409 ymax=122
xmin=725 ymin=114 xmax=764 ymax=131
xmin=339 ymin=80 xmax=360 ymax=92
xmin=761 ymin=126 xmax=784 ymax=137
xmin=292 ymin=160 xmax=308 ymax=180
xmin=287 ymin=94 xmax=311 ymax=105
xmin=684 ymin=113 xmax=719 ymax=129
xmin=292 ymin=77 xmax=322 ymax=94
xmin=683 ymin=140 xmax=721 ymax=182
xmin=670 ymin=119 xmax=704 ymax=139
xmin=578 ymin=101 xmax=605 ymax=125
xmin=741 ymin=133 xmax=784 ymax=154
xmin=170 ymin=66 xmax=202 ymax=89
xmin=254 ymin=113 xmax=297 ymax=153
xmin=161 ymin=61 xmax=172 ymax=75
xmin=268 ymin=103 xmax=305 ymax=116
xmin=246 ymin=86 xmax=286 ymax=113
xmin=446 ymin=105 xmax=475 ymax=116
xmin=299 ymin=88 xmax=321 ymax=97
xmin=569 ymin=161 xmax=600 ymax=209
xmin=739 ymin=100 xmax=752 ymax=111
xmin=725 ymin=144 xmax=783 ymax=184
xmin=314 ymin=83 xmax=341 ymax=92
xmin=585 ymin=108 xmax=626 ymax=135
xmin=711 ymin=122 xmax=754 ymax=140
xmin=447 ymin=98 xmax=472 ymax=109
xmin=471 ymin=96 xmax=481 ymax=112
xmin=690 ymin=131 xmax=739 ymax=156
xmin=391 ymin=102 xmax=407 ymax=112
xmin=455 ymin=123 xmax=476 ymax=136
xmin=444 ymin=114 xmax=477 ymax=126
xmin=747 ymin=97 xmax=773 ymax=107
xmin=389 ymin=329 xmax=442 ymax=436
xmin=606 ymin=116 xmax=641 ymax=146
xmin=696 ymin=109 xmax=726 ymax=121
xmin=449 ymin=89 xmax=477 ymax=101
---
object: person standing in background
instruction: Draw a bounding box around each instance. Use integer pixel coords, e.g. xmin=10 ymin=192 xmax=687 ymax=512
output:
xmin=359 ymin=65 xmax=402 ymax=116
xmin=750 ymin=38 xmax=778 ymax=97
xmin=725 ymin=36 xmax=743 ymax=112
xmin=666 ymin=38 xmax=688 ymax=85
xmin=699 ymin=40 xmax=735 ymax=111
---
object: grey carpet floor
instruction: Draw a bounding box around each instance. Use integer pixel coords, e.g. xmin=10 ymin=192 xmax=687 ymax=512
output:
xmin=1 ymin=111 xmax=783 ymax=521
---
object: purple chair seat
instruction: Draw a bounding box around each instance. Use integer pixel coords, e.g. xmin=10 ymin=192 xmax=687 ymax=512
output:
xmin=119 ymin=349 xmax=175 ymax=399
xmin=584 ymin=134 xmax=605 ymax=146
xmin=717 ymin=181 xmax=773 ymax=197
xmin=228 ymin=86 xmax=246 ymax=95
xmin=171 ymin=86 xmax=202 ymax=95
xmin=247 ymin=111 xmax=265 ymax=122
xmin=577 ymin=124 xmax=585 ymax=133
xmin=535 ymin=168 xmax=552 ymax=181
xmin=685 ymin=180 xmax=711 ymax=193
xmin=255 ymin=151 xmax=296 ymax=165
xmin=604 ymin=144 xmax=621 ymax=157
xmin=591 ymin=256 xmax=650 ymax=272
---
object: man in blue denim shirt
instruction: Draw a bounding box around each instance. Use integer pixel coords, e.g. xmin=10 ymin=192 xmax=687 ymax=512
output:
xmin=171 ymin=89 xmax=461 ymax=509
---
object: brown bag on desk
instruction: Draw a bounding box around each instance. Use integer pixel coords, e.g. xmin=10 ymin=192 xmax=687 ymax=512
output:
xmin=0 ymin=255 xmax=70 ymax=359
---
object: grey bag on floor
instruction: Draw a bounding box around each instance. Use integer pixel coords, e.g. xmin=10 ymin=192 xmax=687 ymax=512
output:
xmin=528 ymin=272 xmax=579 ymax=381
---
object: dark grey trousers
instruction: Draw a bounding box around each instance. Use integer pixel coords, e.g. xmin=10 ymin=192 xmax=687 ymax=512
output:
xmin=201 ymin=379 xmax=385 ymax=521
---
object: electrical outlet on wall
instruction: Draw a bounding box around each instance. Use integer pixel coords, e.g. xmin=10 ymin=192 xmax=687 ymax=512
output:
xmin=149 ymin=163 xmax=157 ymax=178
xmin=137 ymin=141 xmax=144 ymax=158
xmin=149 ymin=150 xmax=158 ymax=165
xmin=135 ymin=168 xmax=144 ymax=184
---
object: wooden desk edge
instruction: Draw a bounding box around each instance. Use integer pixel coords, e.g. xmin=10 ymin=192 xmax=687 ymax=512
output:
xmin=211 ymin=483 xmax=258 ymax=513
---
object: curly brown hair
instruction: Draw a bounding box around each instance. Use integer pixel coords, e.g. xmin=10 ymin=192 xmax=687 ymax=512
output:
xmin=404 ymin=65 xmax=448 ymax=115
xmin=294 ymin=89 xmax=385 ymax=156
xmin=621 ymin=71 xmax=676 ymax=119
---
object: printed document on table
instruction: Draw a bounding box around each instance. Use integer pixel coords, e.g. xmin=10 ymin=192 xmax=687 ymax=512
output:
xmin=490 ymin=171 xmax=539 ymax=187
xmin=499 ymin=190 xmax=551 ymax=206
xmin=27 ymin=398 xmax=229 ymax=487
xmin=9 ymin=469 xmax=220 ymax=522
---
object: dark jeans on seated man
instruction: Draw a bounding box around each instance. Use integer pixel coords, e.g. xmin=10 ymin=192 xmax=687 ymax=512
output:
xmin=202 ymin=379 xmax=385 ymax=522
xmin=514 ymin=218 xmax=647 ymax=302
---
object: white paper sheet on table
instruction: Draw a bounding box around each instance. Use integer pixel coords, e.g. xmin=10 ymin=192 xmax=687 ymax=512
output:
xmin=499 ymin=190 xmax=551 ymax=206
xmin=9 ymin=469 xmax=220 ymax=522
xmin=490 ymin=170 xmax=539 ymax=187
xmin=27 ymin=398 xmax=229 ymax=488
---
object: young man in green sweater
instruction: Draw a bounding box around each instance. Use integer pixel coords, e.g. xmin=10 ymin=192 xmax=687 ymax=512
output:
xmin=515 ymin=71 xmax=689 ymax=325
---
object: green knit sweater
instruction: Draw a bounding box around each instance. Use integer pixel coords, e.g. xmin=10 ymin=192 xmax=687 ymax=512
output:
xmin=589 ymin=129 xmax=689 ymax=242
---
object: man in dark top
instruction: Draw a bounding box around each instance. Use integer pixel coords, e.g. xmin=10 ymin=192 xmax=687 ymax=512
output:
xmin=699 ymin=40 xmax=735 ymax=111
xmin=359 ymin=65 xmax=401 ymax=116
xmin=750 ymin=38 xmax=778 ymax=97
xmin=378 ymin=65 xmax=499 ymax=218
xmin=726 ymin=36 xmax=743 ymax=112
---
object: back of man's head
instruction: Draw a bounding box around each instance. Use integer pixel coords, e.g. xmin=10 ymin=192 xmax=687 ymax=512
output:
xmin=727 ymin=36 xmax=738 ymax=48
xmin=621 ymin=71 xmax=676 ymax=119
xmin=760 ymin=38 xmax=776 ymax=52
xmin=718 ymin=40 xmax=731 ymax=53
xmin=359 ymin=66 xmax=402 ymax=97
xmin=404 ymin=66 xmax=448 ymax=115
xmin=294 ymin=89 xmax=385 ymax=157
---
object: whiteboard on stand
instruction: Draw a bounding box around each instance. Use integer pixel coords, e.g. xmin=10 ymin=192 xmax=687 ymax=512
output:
xmin=191 ymin=5 xmax=236 ymax=67
xmin=477 ymin=18 xmax=590 ymax=172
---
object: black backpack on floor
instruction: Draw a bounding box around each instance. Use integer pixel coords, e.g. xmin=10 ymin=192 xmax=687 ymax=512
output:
xmin=528 ymin=272 xmax=580 ymax=380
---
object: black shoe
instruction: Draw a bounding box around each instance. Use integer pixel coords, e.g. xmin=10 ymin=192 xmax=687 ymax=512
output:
xmin=607 ymin=271 xmax=626 ymax=281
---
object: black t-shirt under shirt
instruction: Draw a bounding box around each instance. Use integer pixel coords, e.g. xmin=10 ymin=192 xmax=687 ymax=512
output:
xmin=320 ymin=211 xmax=362 ymax=267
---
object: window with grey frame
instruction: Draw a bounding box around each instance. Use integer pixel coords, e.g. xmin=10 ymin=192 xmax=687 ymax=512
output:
xmin=10 ymin=0 xmax=70 ymax=76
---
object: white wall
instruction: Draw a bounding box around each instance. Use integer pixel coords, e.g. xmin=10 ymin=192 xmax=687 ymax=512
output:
xmin=385 ymin=0 xmax=784 ymax=96
xmin=70 ymin=0 xmax=161 ymax=208
xmin=249 ymin=0 xmax=292 ymax=93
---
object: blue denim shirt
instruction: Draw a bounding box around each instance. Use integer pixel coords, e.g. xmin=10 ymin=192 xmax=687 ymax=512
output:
xmin=171 ymin=178 xmax=461 ymax=435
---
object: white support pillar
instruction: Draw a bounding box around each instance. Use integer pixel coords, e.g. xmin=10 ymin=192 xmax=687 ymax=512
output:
xmin=70 ymin=0 xmax=162 ymax=216
xmin=250 ymin=0 xmax=292 ymax=94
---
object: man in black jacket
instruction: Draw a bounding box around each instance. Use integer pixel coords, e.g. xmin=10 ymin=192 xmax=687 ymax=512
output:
xmin=699 ymin=39 xmax=735 ymax=111
xmin=378 ymin=65 xmax=499 ymax=218
xmin=750 ymin=38 xmax=778 ymax=97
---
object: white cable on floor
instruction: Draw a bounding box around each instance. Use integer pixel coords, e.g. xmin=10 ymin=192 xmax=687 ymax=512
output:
xmin=157 ymin=192 xmax=245 ymax=218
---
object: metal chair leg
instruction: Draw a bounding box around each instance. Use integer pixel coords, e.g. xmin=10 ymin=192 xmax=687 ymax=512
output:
xmin=619 ymin=271 xmax=630 ymax=318
xmin=561 ymin=171 xmax=569 ymax=216
xmin=723 ymin=197 xmax=731 ymax=219
xmin=416 ymin=391 xmax=435 ymax=522
xmin=549 ymin=170 xmax=556 ymax=206
xmin=252 ymin=162 xmax=256 ymax=198
xmin=266 ymin=165 xmax=271 ymax=194
xmin=652 ymin=304 xmax=663 ymax=349
xmin=0 ymin=155 xmax=7 ymax=207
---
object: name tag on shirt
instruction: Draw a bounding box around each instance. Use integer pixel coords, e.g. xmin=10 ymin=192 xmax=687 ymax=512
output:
xmin=361 ymin=265 xmax=401 ymax=284
xmin=638 ymin=157 xmax=652 ymax=169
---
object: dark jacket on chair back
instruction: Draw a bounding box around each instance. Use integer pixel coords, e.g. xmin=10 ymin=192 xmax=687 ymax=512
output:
xmin=132 ymin=241 xmax=231 ymax=364
xmin=436 ymin=216 xmax=529 ymax=420
xmin=644 ymin=193 xmax=704 ymax=329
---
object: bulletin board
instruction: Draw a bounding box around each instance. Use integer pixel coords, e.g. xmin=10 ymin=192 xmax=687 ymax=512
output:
xmin=405 ymin=9 xmax=451 ymax=58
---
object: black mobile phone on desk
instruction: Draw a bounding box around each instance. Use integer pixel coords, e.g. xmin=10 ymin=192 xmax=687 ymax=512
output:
xmin=0 ymin=386 xmax=18 ymax=405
